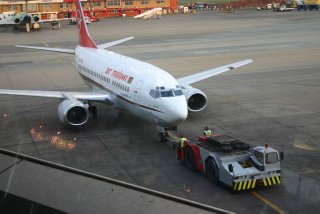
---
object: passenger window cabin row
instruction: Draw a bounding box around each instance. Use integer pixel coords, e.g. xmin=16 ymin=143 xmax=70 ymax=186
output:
xmin=78 ymin=64 xmax=130 ymax=93
xmin=112 ymin=80 xmax=129 ymax=92
xmin=79 ymin=64 xmax=111 ymax=84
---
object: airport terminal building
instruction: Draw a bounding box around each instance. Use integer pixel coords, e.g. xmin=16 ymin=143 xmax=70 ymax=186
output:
xmin=0 ymin=0 xmax=178 ymax=18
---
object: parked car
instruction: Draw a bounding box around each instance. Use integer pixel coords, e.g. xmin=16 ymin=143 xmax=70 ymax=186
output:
xmin=69 ymin=16 xmax=91 ymax=25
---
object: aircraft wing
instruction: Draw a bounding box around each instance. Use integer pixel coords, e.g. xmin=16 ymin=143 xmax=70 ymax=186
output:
xmin=0 ymin=90 xmax=110 ymax=102
xmin=177 ymin=59 xmax=253 ymax=85
xmin=15 ymin=45 xmax=75 ymax=54
xmin=97 ymin=37 xmax=134 ymax=49
xmin=37 ymin=18 xmax=70 ymax=23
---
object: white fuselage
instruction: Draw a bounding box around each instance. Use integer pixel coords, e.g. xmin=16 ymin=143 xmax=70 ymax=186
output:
xmin=0 ymin=12 xmax=16 ymax=25
xmin=75 ymin=46 xmax=188 ymax=127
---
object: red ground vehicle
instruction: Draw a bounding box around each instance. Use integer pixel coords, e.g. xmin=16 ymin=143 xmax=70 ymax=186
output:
xmin=177 ymin=134 xmax=283 ymax=190
xmin=89 ymin=16 xmax=98 ymax=22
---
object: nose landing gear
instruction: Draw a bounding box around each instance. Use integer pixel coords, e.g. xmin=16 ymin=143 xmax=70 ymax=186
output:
xmin=157 ymin=126 xmax=177 ymax=142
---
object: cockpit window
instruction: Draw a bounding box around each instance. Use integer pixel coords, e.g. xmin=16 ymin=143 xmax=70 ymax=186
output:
xmin=149 ymin=89 xmax=160 ymax=98
xmin=174 ymin=90 xmax=183 ymax=96
xmin=265 ymin=152 xmax=279 ymax=164
xmin=149 ymin=86 xmax=183 ymax=99
xmin=254 ymin=150 xmax=264 ymax=164
xmin=161 ymin=91 xmax=174 ymax=97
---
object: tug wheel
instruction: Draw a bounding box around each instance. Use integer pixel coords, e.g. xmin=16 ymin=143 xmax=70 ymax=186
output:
xmin=206 ymin=158 xmax=219 ymax=184
xmin=185 ymin=147 xmax=196 ymax=171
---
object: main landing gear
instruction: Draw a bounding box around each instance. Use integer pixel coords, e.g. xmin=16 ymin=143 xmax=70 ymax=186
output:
xmin=87 ymin=102 xmax=97 ymax=118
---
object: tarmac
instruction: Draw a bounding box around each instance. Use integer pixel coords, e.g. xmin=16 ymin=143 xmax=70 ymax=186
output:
xmin=0 ymin=9 xmax=320 ymax=213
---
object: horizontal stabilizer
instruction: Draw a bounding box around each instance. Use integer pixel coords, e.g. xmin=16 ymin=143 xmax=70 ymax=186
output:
xmin=38 ymin=18 xmax=71 ymax=23
xmin=97 ymin=37 xmax=134 ymax=49
xmin=15 ymin=45 xmax=75 ymax=54
xmin=178 ymin=59 xmax=253 ymax=85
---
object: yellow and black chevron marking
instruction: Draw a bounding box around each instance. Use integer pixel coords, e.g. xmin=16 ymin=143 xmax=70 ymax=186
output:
xmin=233 ymin=179 xmax=256 ymax=191
xmin=233 ymin=176 xmax=280 ymax=191
xmin=263 ymin=176 xmax=280 ymax=186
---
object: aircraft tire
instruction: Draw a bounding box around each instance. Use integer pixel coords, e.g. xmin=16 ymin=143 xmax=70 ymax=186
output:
xmin=158 ymin=133 xmax=167 ymax=143
xmin=89 ymin=106 xmax=97 ymax=118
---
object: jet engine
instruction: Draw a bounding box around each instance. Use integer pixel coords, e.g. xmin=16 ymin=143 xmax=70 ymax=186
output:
xmin=183 ymin=87 xmax=207 ymax=112
xmin=14 ymin=18 xmax=20 ymax=24
xmin=58 ymin=99 xmax=89 ymax=126
xmin=33 ymin=16 xmax=39 ymax=22
xmin=23 ymin=15 xmax=31 ymax=23
xmin=14 ymin=13 xmax=32 ymax=24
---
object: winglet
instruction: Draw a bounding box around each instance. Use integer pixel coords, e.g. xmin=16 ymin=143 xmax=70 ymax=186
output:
xmin=74 ymin=0 xmax=97 ymax=48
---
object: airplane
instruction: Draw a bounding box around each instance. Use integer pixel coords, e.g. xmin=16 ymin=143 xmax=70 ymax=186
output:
xmin=0 ymin=11 xmax=40 ymax=31
xmin=134 ymin=8 xmax=162 ymax=19
xmin=0 ymin=0 xmax=70 ymax=31
xmin=0 ymin=0 xmax=252 ymax=139
xmin=0 ymin=11 xmax=70 ymax=31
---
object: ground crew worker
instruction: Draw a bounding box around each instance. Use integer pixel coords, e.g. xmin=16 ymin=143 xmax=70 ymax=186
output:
xmin=204 ymin=126 xmax=212 ymax=136
xmin=177 ymin=135 xmax=187 ymax=159
xmin=179 ymin=135 xmax=187 ymax=148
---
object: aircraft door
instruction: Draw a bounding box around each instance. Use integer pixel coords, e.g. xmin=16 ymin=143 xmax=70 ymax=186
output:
xmin=133 ymin=80 xmax=153 ymax=122
xmin=133 ymin=80 xmax=144 ymax=103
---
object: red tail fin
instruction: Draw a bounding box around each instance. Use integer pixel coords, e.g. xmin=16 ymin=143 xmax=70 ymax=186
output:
xmin=74 ymin=0 xmax=97 ymax=48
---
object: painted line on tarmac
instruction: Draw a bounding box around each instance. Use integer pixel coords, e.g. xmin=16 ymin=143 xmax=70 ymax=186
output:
xmin=250 ymin=191 xmax=285 ymax=214
xmin=41 ymin=41 xmax=49 ymax=47
xmin=293 ymin=139 xmax=317 ymax=151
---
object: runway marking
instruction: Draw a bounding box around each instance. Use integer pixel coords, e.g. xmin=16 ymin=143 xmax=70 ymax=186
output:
xmin=250 ymin=191 xmax=285 ymax=214
xmin=41 ymin=41 xmax=49 ymax=47
xmin=293 ymin=140 xmax=317 ymax=151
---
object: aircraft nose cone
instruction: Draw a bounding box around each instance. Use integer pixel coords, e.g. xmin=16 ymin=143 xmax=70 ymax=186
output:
xmin=168 ymin=101 xmax=188 ymax=125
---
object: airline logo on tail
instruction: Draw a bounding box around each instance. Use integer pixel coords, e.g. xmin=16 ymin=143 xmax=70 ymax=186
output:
xmin=74 ymin=0 xmax=97 ymax=48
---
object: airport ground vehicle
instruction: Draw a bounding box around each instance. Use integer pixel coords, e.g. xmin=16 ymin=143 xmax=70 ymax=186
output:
xmin=297 ymin=4 xmax=319 ymax=10
xmin=177 ymin=134 xmax=283 ymax=190
xmin=297 ymin=0 xmax=319 ymax=10
xmin=70 ymin=16 xmax=91 ymax=24
xmin=273 ymin=3 xmax=296 ymax=12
